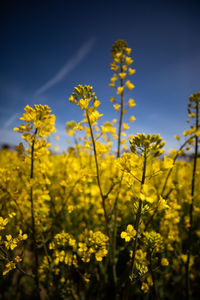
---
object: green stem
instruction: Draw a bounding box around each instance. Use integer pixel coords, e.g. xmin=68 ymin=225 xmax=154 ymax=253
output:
xmin=86 ymin=111 xmax=111 ymax=241
xmin=149 ymin=254 xmax=160 ymax=300
xmin=111 ymin=173 xmax=124 ymax=295
xmin=117 ymin=65 xmax=124 ymax=158
xmin=30 ymin=130 xmax=41 ymax=299
xmin=186 ymin=104 xmax=199 ymax=300
xmin=123 ymin=150 xmax=147 ymax=300
xmin=0 ymin=246 xmax=34 ymax=279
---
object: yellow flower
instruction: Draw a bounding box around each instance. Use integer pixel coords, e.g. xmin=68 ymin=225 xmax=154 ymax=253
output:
xmin=3 ymin=261 xmax=16 ymax=276
xmin=195 ymin=130 xmax=200 ymax=136
xmin=121 ymin=224 xmax=136 ymax=242
xmin=78 ymin=98 xmax=90 ymax=110
xmin=116 ymin=52 xmax=122 ymax=58
xmin=110 ymin=74 xmax=118 ymax=82
xmin=124 ymin=47 xmax=132 ymax=55
xmin=5 ymin=235 xmax=18 ymax=250
xmin=94 ymin=100 xmax=100 ymax=109
xmin=110 ymin=97 xmax=115 ymax=103
xmin=129 ymin=116 xmax=136 ymax=122
xmin=121 ymin=138 xmax=127 ymax=144
xmin=15 ymin=105 xmax=56 ymax=142
xmin=15 ymin=256 xmax=22 ymax=263
xmin=8 ymin=212 xmax=16 ymax=219
xmin=117 ymin=86 xmax=124 ymax=95
xmin=162 ymin=156 xmax=174 ymax=170
xmin=0 ymin=217 xmax=8 ymax=230
xmin=88 ymin=110 xmax=103 ymax=124
xmin=128 ymin=98 xmax=136 ymax=107
xmin=69 ymin=95 xmax=76 ymax=104
xmin=125 ymin=80 xmax=135 ymax=90
xmin=119 ymin=72 xmax=126 ymax=79
xmin=125 ymin=57 xmax=133 ymax=66
xmin=175 ymin=135 xmax=180 ymax=140
xmin=123 ymin=123 xmax=129 ymax=130
xmin=114 ymin=57 xmax=120 ymax=63
xmin=6 ymin=234 xmax=12 ymax=241
xmin=188 ymin=112 xmax=195 ymax=118
xmin=140 ymin=193 xmax=146 ymax=201
xmin=111 ymin=65 xmax=119 ymax=72
xmin=123 ymin=144 xmax=127 ymax=150
xmin=113 ymin=104 xmax=120 ymax=111
xmin=128 ymin=68 xmax=136 ymax=75
xmin=147 ymin=276 xmax=153 ymax=286
xmin=22 ymin=233 xmax=28 ymax=240
xmin=122 ymin=65 xmax=127 ymax=72
xmin=109 ymin=82 xmax=115 ymax=88
xmin=141 ymin=282 xmax=149 ymax=293
xmin=161 ymin=258 xmax=169 ymax=266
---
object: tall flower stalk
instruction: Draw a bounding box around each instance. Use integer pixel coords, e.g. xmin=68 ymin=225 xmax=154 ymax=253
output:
xmin=184 ymin=92 xmax=200 ymax=300
xmin=14 ymin=105 xmax=55 ymax=298
xmin=121 ymin=133 xmax=165 ymax=300
xmin=68 ymin=85 xmax=111 ymax=240
xmin=109 ymin=41 xmax=136 ymax=293
xmin=109 ymin=40 xmax=136 ymax=158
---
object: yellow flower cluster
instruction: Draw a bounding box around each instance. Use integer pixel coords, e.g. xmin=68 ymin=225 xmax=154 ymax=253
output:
xmin=0 ymin=216 xmax=8 ymax=230
xmin=49 ymin=231 xmax=76 ymax=251
xmin=14 ymin=104 xmax=56 ymax=158
xmin=110 ymin=40 xmax=134 ymax=72
xmin=3 ymin=261 xmax=16 ymax=276
xmin=69 ymin=85 xmax=103 ymax=126
xmin=141 ymin=275 xmax=154 ymax=293
xmin=161 ymin=257 xmax=169 ymax=266
xmin=78 ymin=230 xmax=109 ymax=262
xmin=143 ymin=231 xmax=164 ymax=253
xmin=109 ymin=41 xmax=136 ymax=156
xmin=121 ymin=224 xmax=136 ymax=242
xmin=109 ymin=40 xmax=135 ymax=94
xmin=53 ymin=250 xmax=78 ymax=267
xmin=0 ymin=40 xmax=199 ymax=299
xmin=130 ymin=133 xmax=165 ymax=157
xmin=14 ymin=104 xmax=56 ymax=138
xmin=0 ymin=214 xmax=28 ymax=277
xmin=5 ymin=230 xmax=27 ymax=250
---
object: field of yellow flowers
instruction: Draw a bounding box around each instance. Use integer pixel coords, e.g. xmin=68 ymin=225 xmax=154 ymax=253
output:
xmin=0 ymin=41 xmax=199 ymax=300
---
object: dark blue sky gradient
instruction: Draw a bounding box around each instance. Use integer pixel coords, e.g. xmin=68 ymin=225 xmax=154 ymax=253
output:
xmin=0 ymin=0 xmax=200 ymax=151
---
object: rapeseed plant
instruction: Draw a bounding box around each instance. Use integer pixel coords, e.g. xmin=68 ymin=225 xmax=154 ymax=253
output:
xmin=0 ymin=41 xmax=199 ymax=300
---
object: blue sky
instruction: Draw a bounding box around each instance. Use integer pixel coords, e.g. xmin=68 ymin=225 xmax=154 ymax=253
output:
xmin=0 ymin=0 xmax=200 ymax=153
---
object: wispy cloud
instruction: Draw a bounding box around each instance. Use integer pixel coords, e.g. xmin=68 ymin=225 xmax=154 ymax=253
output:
xmin=35 ymin=38 xmax=96 ymax=96
xmin=0 ymin=77 xmax=48 ymax=106
xmin=3 ymin=113 xmax=19 ymax=128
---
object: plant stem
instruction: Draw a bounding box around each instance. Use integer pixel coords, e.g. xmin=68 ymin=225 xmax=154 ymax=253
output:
xmin=30 ymin=130 xmax=41 ymax=299
xmin=86 ymin=111 xmax=111 ymax=241
xmin=123 ymin=150 xmax=147 ymax=300
xmin=117 ymin=65 xmax=124 ymax=158
xmin=149 ymin=254 xmax=160 ymax=300
xmin=114 ymin=62 xmax=124 ymax=295
xmin=111 ymin=173 xmax=124 ymax=296
xmin=0 ymin=246 xmax=34 ymax=279
xmin=186 ymin=104 xmax=199 ymax=300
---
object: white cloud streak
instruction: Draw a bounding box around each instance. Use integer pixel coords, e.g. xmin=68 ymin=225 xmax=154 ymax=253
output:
xmin=35 ymin=38 xmax=96 ymax=96
xmin=3 ymin=113 xmax=19 ymax=128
